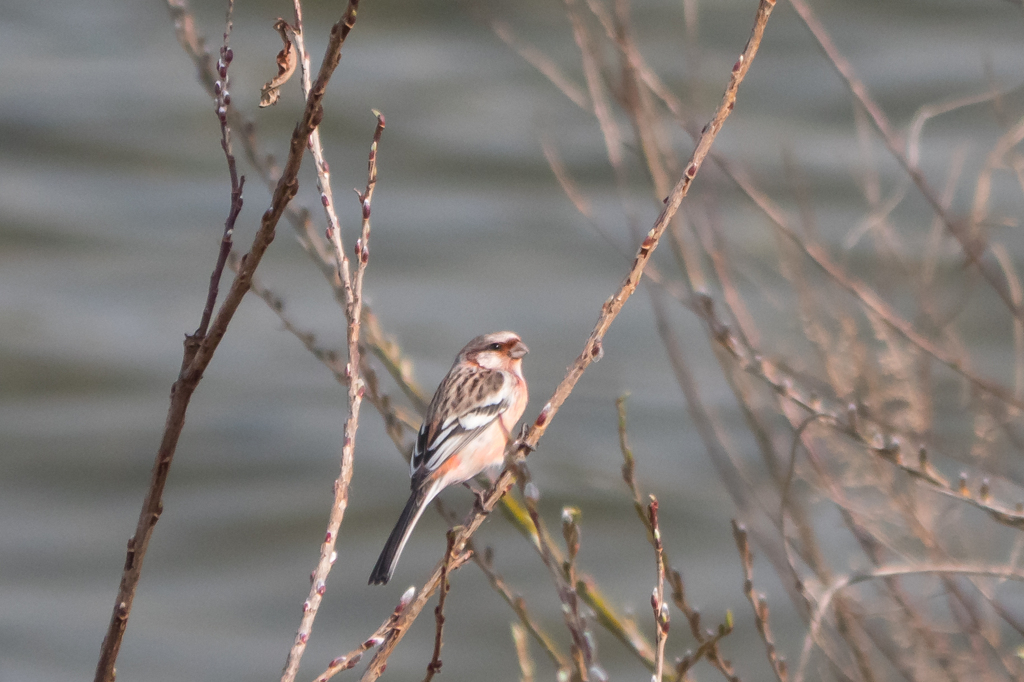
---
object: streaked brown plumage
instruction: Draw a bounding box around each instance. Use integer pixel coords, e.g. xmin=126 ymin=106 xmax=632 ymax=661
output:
xmin=369 ymin=331 xmax=529 ymax=585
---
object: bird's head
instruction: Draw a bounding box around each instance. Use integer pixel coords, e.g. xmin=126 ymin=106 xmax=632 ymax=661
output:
xmin=460 ymin=331 xmax=529 ymax=370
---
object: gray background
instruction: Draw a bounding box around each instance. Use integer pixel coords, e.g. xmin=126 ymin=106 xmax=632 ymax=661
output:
xmin=3 ymin=0 xmax=1023 ymax=680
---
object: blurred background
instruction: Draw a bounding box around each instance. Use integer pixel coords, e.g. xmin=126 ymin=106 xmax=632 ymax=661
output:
xmin=3 ymin=0 xmax=1024 ymax=680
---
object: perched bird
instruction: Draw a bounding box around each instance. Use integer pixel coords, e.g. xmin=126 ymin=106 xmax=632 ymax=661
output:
xmin=369 ymin=331 xmax=529 ymax=585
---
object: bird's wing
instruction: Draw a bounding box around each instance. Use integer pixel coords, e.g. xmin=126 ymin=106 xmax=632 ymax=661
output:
xmin=412 ymin=368 xmax=512 ymax=473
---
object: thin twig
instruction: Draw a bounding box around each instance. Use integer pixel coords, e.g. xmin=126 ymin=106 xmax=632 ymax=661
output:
xmin=279 ymin=105 xmax=382 ymax=682
xmin=649 ymin=498 xmax=669 ymax=682
xmin=284 ymin=1 xmax=344 ymax=255
xmin=511 ymin=623 xmax=536 ymax=682
xmin=492 ymin=21 xmax=588 ymax=109
xmin=362 ymin=309 xmax=429 ymax=413
xmin=276 ymin=6 xmax=375 ymax=675
xmin=312 ymin=587 xmax=415 ymax=682
xmin=244 ymin=268 xmax=417 ymax=450
xmin=539 ymin=136 xmax=693 ymax=310
xmin=197 ymin=2 xmax=244 ymax=340
xmin=617 ymin=395 xmax=658 ymax=540
xmin=533 ymin=491 xmax=594 ymax=678
xmin=422 ymin=532 xmax=457 ymax=682
xmin=668 ymin=568 xmax=738 ymax=682
xmin=732 ymin=521 xmax=788 ymax=682
xmin=469 ymin=540 xmax=572 ymax=673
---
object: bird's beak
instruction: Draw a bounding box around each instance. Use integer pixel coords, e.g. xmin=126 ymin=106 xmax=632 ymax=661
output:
xmin=509 ymin=340 xmax=529 ymax=360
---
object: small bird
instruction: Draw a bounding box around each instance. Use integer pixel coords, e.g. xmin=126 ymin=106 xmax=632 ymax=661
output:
xmin=369 ymin=331 xmax=529 ymax=585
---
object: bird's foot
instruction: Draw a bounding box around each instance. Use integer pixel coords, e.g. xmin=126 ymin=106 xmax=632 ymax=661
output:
xmin=463 ymin=480 xmax=489 ymax=512
xmin=512 ymin=423 xmax=535 ymax=454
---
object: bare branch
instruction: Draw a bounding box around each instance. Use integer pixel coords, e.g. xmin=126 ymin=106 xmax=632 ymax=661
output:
xmin=649 ymin=499 xmax=669 ymax=682
xmin=470 ymin=540 xmax=572 ymax=673
xmin=279 ymin=105 xmax=382 ymax=682
xmin=359 ymin=2 xmax=778 ymax=677
xmin=732 ymin=522 xmax=788 ymax=682
xmin=311 ymin=587 xmax=415 ymax=682
xmin=196 ymin=2 xmax=244 ymax=340
xmin=421 ymin=532 xmax=458 ymax=682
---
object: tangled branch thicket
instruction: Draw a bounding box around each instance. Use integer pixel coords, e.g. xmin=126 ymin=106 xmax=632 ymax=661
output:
xmin=95 ymin=0 xmax=1024 ymax=681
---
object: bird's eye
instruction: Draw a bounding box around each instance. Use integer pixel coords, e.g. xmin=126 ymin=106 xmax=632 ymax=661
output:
xmin=489 ymin=342 xmax=503 ymax=351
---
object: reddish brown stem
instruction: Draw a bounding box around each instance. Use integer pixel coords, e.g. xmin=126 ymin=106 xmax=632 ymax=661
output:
xmin=422 ymin=532 xmax=457 ymax=682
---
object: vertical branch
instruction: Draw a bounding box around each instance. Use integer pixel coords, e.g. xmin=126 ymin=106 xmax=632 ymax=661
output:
xmin=274 ymin=2 xmax=367 ymax=679
xmin=279 ymin=109 xmax=383 ymax=682
xmin=422 ymin=532 xmax=457 ymax=682
xmin=618 ymin=396 xmax=650 ymax=527
xmin=732 ymin=521 xmax=788 ymax=682
xmin=648 ymin=498 xmax=669 ymax=682
xmin=559 ymin=505 xmax=595 ymax=678
xmin=511 ymin=623 xmax=537 ymax=682
xmin=520 ymin=477 xmax=595 ymax=679
xmin=286 ymin=0 xmax=345 ymax=265
xmin=196 ymin=1 xmax=244 ymax=340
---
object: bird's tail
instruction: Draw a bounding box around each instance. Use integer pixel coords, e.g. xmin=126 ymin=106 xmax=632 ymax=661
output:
xmin=368 ymin=486 xmax=432 ymax=585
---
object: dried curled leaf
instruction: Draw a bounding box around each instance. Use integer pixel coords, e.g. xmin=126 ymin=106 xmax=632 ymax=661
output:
xmin=259 ymin=19 xmax=297 ymax=108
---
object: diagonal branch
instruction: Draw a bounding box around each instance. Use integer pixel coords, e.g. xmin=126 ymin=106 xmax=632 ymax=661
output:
xmin=520 ymin=1 xmax=1024 ymax=414
xmin=358 ymin=2 xmax=779 ymax=678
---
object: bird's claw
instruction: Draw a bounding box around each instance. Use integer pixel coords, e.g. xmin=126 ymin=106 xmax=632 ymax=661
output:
xmin=463 ymin=481 xmax=489 ymax=512
xmin=512 ymin=423 xmax=535 ymax=454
